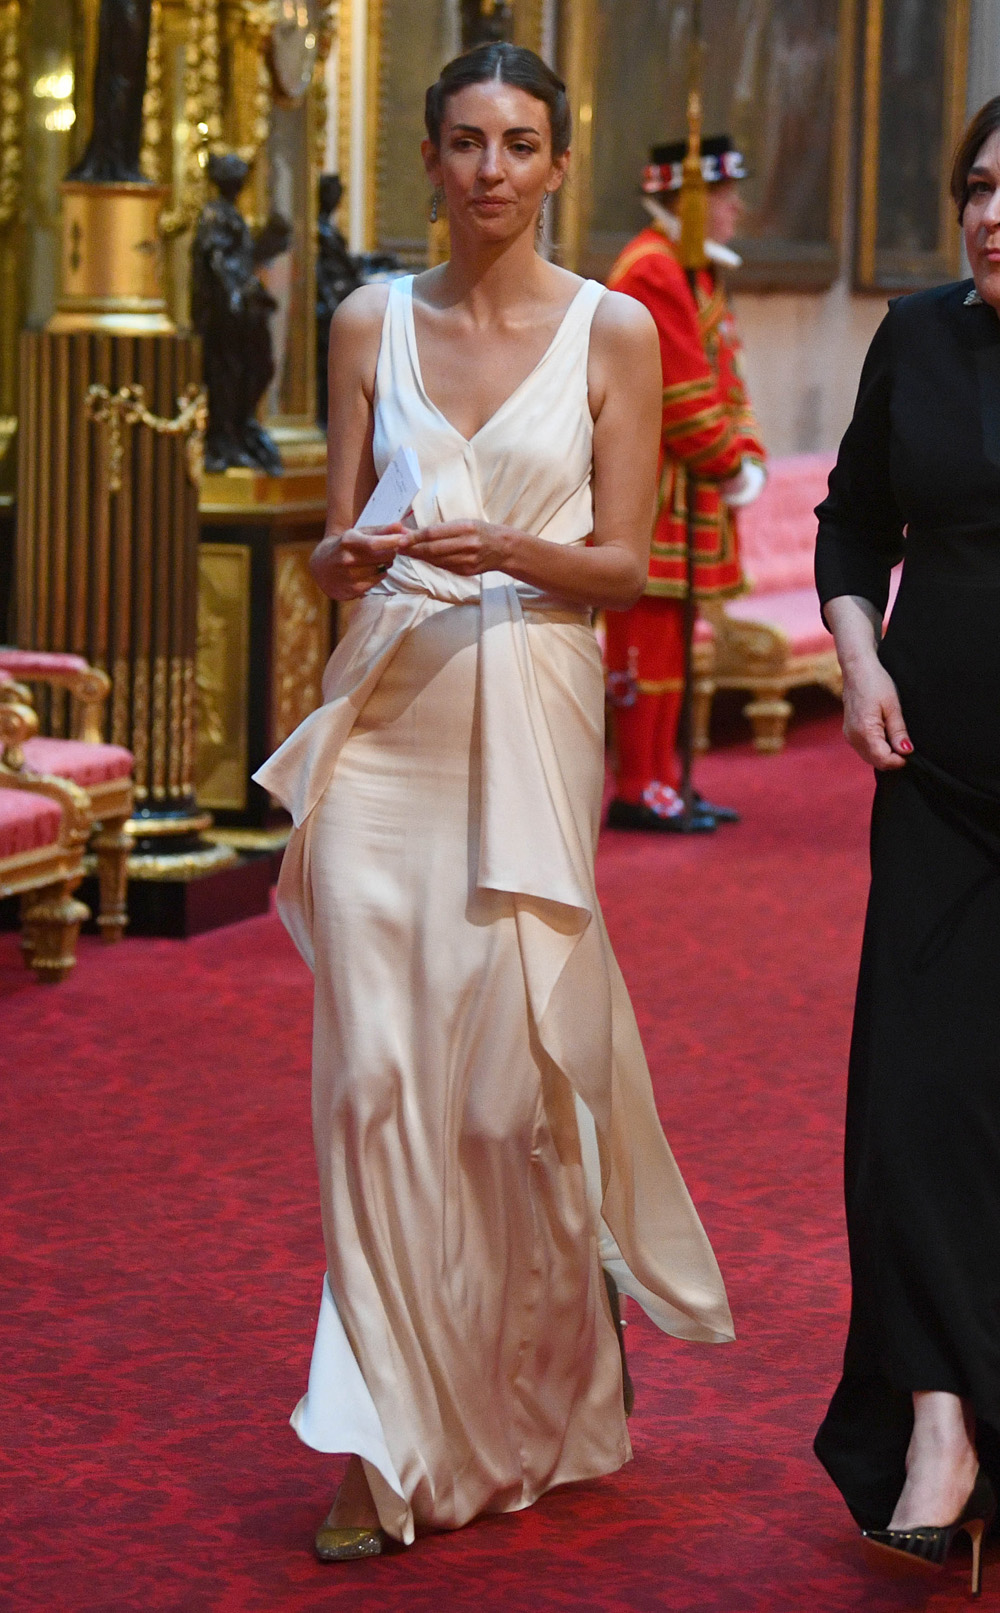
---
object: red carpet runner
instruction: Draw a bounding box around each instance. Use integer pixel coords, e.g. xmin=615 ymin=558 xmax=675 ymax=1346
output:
xmin=1 ymin=708 xmax=988 ymax=1611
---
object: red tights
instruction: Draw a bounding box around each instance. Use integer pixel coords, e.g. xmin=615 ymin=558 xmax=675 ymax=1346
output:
xmin=604 ymin=596 xmax=686 ymax=801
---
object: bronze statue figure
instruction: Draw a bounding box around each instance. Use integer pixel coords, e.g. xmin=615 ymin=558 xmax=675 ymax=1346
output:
xmin=191 ymin=153 xmax=292 ymax=476
xmin=66 ymin=0 xmax=153 ymax=183
xmin=316 ymin=175 xmax=363 ymax=429
xmin=315 ymin=174 xmax=401 ymax=428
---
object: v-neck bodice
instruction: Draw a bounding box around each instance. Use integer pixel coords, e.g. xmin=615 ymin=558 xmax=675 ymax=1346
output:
xmin=402 ymin=276 xmax=595 ymax=446
xmin=371 ymin=274 xmax=605 ymax=605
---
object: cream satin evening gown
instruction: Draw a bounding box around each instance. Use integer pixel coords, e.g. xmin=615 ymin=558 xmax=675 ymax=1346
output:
xmin=254 ymin=275 xmax=733 ymax=1546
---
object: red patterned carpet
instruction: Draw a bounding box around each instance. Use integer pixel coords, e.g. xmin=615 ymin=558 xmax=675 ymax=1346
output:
xmin=1 ymin=705 xmax=990 ymax=1612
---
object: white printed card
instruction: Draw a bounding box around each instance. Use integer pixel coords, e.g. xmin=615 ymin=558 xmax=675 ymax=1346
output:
xmin=356 ymin=444 xmax=422 ymax=529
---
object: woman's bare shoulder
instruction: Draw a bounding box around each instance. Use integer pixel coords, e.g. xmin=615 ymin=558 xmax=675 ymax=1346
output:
xmin=587 ymin=289 xmax=660 ymax=419
xmin=328 ymin=282 xmax=393 ymax=394
xmin=591 ymin=287 xmax=658 ymax=351
xmin=330 ymin=280 xmax=392 ymax=339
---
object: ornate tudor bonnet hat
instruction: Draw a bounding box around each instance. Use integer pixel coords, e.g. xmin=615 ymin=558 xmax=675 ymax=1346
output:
xmin=642 ymin=133 xmax=747 ymax=196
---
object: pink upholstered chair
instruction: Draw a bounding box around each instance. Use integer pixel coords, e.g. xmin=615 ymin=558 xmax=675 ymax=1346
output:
xmin=0 ymin=652 xmax=134 ymax=940
xmin=0 ymin=696 xmax=92 ymax=980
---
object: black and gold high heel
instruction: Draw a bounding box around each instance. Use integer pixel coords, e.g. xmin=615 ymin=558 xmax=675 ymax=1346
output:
xmin=862 ymin=1468 xmax=996 ymax=1597
xmin=602 ymin=1269 xmax=635 ymax=1418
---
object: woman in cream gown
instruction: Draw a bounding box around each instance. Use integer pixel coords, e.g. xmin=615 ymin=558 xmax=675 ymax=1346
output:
xmin=255 ymin=43 xmax=733 ymax=1558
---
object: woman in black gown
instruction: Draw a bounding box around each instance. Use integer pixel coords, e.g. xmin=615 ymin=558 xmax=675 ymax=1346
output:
xmin=813 ymin=98 xmax=1000 ymax=1595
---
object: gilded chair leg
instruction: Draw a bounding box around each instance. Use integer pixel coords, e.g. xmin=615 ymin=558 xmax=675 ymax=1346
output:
xmin=692 ymin=678 xmax=715 ymax=754
xmin=18 ymin=891 xmax=38 ymax=958
xmin=21 ymin=878 xmax=89 ymax=982
xmin=743 ymin=692 xmax=793 ymax=753
xmin=91 ymin=815 xmax=132 ymax=943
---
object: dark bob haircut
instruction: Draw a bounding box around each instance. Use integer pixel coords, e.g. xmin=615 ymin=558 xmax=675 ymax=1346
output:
xmin=951 ymin=95 xmax=1000 ymax=220
xmin=424 ymin=42 xmax=571 ymax=159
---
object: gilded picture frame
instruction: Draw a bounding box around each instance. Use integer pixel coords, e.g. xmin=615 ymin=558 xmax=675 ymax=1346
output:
xmin=558 ymin=0 xmax=858 ymax=292
xmin=365 ymin=0 xmax=548 ymax=262
xmin=856 ymin=0 xmax=970 ymax=292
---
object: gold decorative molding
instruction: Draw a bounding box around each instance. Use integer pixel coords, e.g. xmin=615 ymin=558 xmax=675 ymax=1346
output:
xmin=200 ymin=459 xmax=326 ymax=514
xmin=336 ymin=0 xmax=353 ymax=226
xmin=161 ymin=0 xmax=224 ymax=237
xmin=312 ymin=0 xmax=339 ymax=175
xmin=272 ymin=541 xmax=330 ymax=747
xmin=205 ymin=824 xmax=290 ymax=851
xmin=557 ymin=0 xmax=595 ymax=272
xmin=195 ymin=542 xmax=252 ymax=811
xmin=364 ymin=0 xmax=382 ymax=251
xmin=125 ymin=809 xmax=213 ymax=837
xmin=0 ymin=0 xmax=21 ymax=230
xmin=141 ymin=0 xmax=165 ymax=183
xmin=238 ymin=0 xmax=275 ymax=161
xmin=126 ymin=842 xmax=238 ymax=879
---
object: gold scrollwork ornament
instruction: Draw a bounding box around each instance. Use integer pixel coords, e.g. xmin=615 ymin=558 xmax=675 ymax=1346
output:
xmin=85 ymin=382 xmax=208 ymax=494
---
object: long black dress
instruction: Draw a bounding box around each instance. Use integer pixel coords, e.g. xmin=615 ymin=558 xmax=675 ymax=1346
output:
xmin=813 ymin=279 xmax=1000 ymax=1530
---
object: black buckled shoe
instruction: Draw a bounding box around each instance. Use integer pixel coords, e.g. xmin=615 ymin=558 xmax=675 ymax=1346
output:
xmin=603 ymin=1269 xmax=635 ymax=1417
xmin=694 ymin=793 xmax=740 ymax=824
xmin=606 ymin=797 xmax=716 ymax=834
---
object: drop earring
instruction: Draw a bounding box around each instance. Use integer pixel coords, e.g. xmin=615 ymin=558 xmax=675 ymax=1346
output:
xmin=536 ymin=193 xmax=549 ymax=237
xmin=430 ymin=186 xmax=443 ymax=223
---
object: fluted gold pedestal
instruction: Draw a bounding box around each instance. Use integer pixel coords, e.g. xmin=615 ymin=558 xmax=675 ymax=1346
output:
xmin=18 ymin=328 xmax=201 ymax=808
xmin=16 ymin=327 xmax=271 ymax=933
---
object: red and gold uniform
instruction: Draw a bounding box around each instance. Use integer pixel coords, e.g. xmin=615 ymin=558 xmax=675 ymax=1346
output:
xmin=605 ymin=223 xmax=765 ymax=806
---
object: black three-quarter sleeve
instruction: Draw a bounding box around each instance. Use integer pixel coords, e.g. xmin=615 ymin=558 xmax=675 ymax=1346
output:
xmin=815 ymin=308 xmax=906 ymax=618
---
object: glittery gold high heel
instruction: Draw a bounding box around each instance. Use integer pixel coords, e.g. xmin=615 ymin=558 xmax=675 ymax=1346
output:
xmin=862 ymin=1468 xmax=996 ymax=1597
xmin=314 ymin=1458 xmax=386 ymax=1562
xmin=314 ymin=1513 xmax=385 ymax=1562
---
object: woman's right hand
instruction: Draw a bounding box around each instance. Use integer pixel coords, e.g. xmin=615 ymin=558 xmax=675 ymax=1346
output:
xmin=309 ymin=525 xmax=406 ymax=601
xmin=841 ymin=652 xmax=913 ymax=770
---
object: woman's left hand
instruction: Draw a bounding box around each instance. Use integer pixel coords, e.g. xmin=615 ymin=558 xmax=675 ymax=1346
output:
xmin=399 ymin=520 xmax=515 ymax=576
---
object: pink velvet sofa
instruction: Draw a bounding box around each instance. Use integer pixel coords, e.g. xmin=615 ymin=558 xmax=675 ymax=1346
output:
xmin=694 ymin=452 xmax=842 ymax=753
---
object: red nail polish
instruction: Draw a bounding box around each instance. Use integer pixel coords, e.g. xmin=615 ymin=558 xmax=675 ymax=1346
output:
xmin=899 ymin=738 xmax=913 ymax=754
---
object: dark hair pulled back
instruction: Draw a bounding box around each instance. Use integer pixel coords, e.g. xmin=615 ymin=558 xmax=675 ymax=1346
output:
xmin=951 ymin=95 xmax=1000 ymax=221
xmin=424 ymin=42 xmax=571 ymax=159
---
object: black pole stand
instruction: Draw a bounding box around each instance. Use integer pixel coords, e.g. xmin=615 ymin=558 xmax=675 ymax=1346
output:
xmin=678 ymin=470 xmax=700 ymax=829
